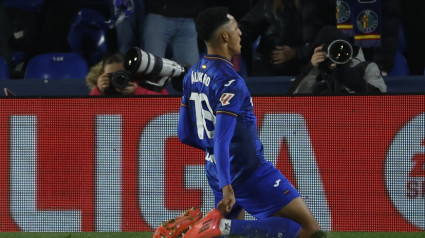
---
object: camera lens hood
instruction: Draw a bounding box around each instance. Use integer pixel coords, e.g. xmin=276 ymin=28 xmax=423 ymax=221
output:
xmin=326 ymin=39 xmax=353 ymax=64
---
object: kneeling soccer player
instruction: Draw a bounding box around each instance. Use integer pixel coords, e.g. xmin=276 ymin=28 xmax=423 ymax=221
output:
xmin=172 ymin=6 xmax=326 ymax=238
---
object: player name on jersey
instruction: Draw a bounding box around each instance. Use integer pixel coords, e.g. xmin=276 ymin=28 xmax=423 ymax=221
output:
xmin=191 ymin=71 xmax=211 ymax=86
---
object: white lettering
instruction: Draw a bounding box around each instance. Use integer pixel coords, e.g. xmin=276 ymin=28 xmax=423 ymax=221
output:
xmin=259 ymin=113 xmax=332 ymax=230
xmin=138 ymin=113 xmax=211 ymax=229
xmin=10 ymin=116 xmax=82 ymax=232
xmin=7 ymin=112 xmax=333 ymax=231
xmin=95 ymin=115 xmax=122 ymax=231
xmin=191 ymin=71 xmax=210 ymax=86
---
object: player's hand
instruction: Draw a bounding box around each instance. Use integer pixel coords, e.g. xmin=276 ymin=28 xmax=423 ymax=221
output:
xmin=217 ymin=184 xmax=236 ymax=215
xmin=97 ymin=73 xmax=110 ymax=94
xmin=271 ymin=45 xmax=296 ymax=64
xmin=311 ymin=46 xmax=327 ymax=67
xmin=116 ymin=82 xmax=138 ymax=95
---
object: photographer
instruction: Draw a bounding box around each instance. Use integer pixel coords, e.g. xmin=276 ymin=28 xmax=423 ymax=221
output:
xmin=289 ymin=25 xmax=387 ymax=94
xmin=86 ymin=52 xmax=168 ymax=96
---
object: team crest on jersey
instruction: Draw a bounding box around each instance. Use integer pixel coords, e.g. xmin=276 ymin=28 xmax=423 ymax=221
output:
xmin=220 ymin=93 xmax=235 ymax=106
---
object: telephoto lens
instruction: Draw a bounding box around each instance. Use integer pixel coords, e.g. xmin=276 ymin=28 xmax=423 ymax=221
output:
xmin=326 ymin=39 xmax=353 ymax=64
xmin=124 ymin=47 xmax=185 ymax=79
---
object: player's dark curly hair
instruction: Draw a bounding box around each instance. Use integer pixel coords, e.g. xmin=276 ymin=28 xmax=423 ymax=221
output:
xmin=195 ymin=7 xmax=230 ymax=42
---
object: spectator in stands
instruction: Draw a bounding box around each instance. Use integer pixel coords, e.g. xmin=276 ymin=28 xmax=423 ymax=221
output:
xmin=4 ymin=0 xmax=44 ymax=78
xmin=86 ymin=52 xmax=168 ymax=96
xmin=400 ymin=0 xmax=425 ymax=75
xmin=238 ymin=0 xmax=308 ymax=76
xmin=289 ymin=25 xmax=387 ymax=94
xmin=335 ymin=0 xmax=401 ymax=76
xmin=6 ymin=0 xmax=114 ymax=77
xmin=112 ymin=0 xmax=145 ymax=55
xmin=37 ymin=0 xmax=86 ymax=54
xmin=142 ymin=0 xmax=213 ymax=68
xmin=0 ymin=0 xmax=12 ymax=68
xmin=364 ymin=0 xmax=400 ymax=76
xmin=215 ymin=0 xmax=260 ymax=20
xmin=301 ymin=0 xmax=337 ymax=57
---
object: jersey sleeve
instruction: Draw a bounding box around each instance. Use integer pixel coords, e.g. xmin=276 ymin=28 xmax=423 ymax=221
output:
xmin=214 ymin=113 xmax=237 ymax=188
xmin=215 ymin=78 xmax=247 ymax=116
xmin=213 ymin=77 xmax=247 ymax=188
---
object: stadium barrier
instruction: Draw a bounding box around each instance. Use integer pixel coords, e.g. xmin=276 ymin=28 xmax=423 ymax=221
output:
xmin=0 ymin=76 xmax=424 ymax=96
xmin=0 ymin=96 xmax=424 ymax=232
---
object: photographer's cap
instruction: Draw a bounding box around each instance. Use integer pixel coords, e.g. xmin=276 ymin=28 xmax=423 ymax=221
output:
xmin=313 ymin=25 xmax=350 ymax=48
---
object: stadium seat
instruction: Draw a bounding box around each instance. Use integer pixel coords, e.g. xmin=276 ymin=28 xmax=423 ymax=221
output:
xmin=0 ymin=57 xmax=10 ymax=80
xmin=388 ymin=51 xmax=409 ymax=76
xmin=388 ymin=21 xmax=409 ymax=77
xmin=397 ymin=21 xmax=407 ymax=54
xmin=10 ymin=51 xmax=26 ymax=70
xmin=67 ymin=8 xmax=109 ymax=66
xmin=24 ymin=52 xmax=89 ymax=80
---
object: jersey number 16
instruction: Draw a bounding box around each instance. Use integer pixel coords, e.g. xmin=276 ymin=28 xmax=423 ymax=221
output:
xmin=189 ymin=92 xmax=216 ymax=140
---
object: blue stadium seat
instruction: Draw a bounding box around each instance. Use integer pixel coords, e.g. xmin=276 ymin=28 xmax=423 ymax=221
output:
xmin=0 ymin=57 xmax=10 ymax=80
xmin=67 ymin=8 xmax=109 ymax=66
xmin=24 ymin=53 xmax=89 ymax=80
xmin=397 ymin=21 xmax=407 ymax=54
xmin=388 ymin=21 xmax=409 ymax=77
xmin=10 ymin=51 xmax=26 ymax=69
xmin=388 ymin=51 xmax=409 ymax=76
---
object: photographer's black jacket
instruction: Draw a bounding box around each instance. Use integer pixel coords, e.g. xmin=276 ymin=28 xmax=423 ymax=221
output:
xmin=288 ymin=49 xmax=387 ymax=95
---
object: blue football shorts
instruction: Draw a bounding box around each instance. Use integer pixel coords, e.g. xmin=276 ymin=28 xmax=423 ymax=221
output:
xmin=208 ymin=161 xmax=300 ymax=220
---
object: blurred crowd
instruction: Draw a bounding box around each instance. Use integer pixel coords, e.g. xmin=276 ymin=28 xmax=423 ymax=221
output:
xmin=0 ymin=0 xmax=424 ymax=95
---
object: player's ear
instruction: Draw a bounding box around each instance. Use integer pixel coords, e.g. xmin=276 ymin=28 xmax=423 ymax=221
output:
xmin=221 ymin=32 xmax=229 ymax=43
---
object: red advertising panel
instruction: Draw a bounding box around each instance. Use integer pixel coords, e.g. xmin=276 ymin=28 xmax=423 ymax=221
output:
xmin=0 ymin=96 xmax=423 ymax=232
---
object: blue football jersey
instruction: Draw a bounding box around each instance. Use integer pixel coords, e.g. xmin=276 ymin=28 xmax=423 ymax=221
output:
xmin=179 ymin=55 xmax=266 ymax=186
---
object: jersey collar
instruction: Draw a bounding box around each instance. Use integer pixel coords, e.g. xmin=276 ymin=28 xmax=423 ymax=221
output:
xmin=203 ymin=54 xmax=234 ymax=67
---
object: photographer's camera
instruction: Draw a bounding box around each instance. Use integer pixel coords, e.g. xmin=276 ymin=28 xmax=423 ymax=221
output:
xmin=109 ymin=70 xmax=131 ymax=90
xmin=324 ymin=39 xmax=353 ymax=64
xmin=103 ymin=70 xmax=132 ymax=96
xmin=104 ymin=47 xmax=187 ymax=95
xmin=124 ymin=47 xmax=186 ymax=91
